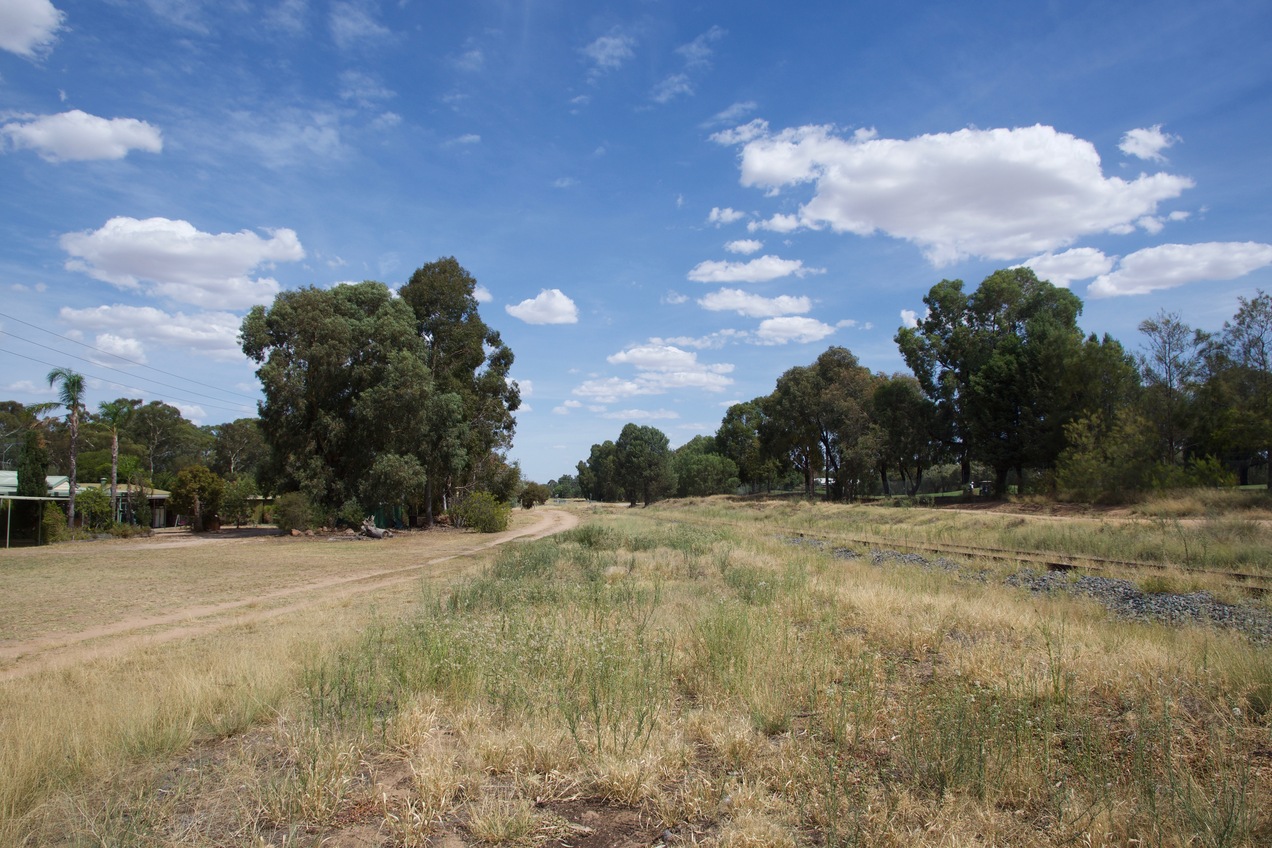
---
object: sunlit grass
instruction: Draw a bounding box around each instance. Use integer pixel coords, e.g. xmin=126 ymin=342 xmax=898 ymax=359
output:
xmin=3 ymin=500 xmax=1270 ymax=845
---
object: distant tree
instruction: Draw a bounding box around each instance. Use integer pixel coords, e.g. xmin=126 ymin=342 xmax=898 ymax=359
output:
xmin=74 ymin=487 xmax=113 ymax=531
xmin=1137 ymin=310 xmax=1208 ymax=466
xmin=1214 ymin=291 xmax=1272 ymax=487
xmin=47 ymin=367 xmax=86 ymax=530
xmin=471 ymin=453 xmax=522 ymax=508
xmin=897 ymin=269 xmax=1086 ymax=495
xmin=614 ymin=423 xmax=675 ymax=506
xmin=16 ymin=428 xmax=50 ymax=497
xmin=549 ymin=474 xmax=582 ymax=499
xmin=672 ymin=437 xmax=740 ymax=498
xmin=519 ymin=481 xmax=552 ymax=509
xmin=873 ymin=373 xmax=940 ymax=496
xmin=760 ymin=367 xmax=824 ymax=497
xmin=128 ymin=401 xmax=207 ymax=480
xmin=1 ymin=400 xmax=56 ymax=470
xmin=399 ymin=258 xmax=520 ymax=523
xmin=96 ymin=398 xmax=140 ymax=524
xmin=715 ymin=400 xmax=776 ymax=493
xmin=169 ymin=465 xmax=224 ymax=532
xmin=211 ymin=418 xmax=267 ymax=481
xmin=579 ymin=441 xmax=623 ymax=502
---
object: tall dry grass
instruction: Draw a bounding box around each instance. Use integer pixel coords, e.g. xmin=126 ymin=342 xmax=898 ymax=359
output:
xmin=3 ymin=501 xmax=1270 ymax=846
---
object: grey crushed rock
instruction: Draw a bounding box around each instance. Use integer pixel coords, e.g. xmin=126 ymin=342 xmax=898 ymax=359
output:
xmin=782 ymin=536 xmax=1272 ymax=643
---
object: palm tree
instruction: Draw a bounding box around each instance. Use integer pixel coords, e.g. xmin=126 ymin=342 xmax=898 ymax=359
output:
xmin=47 ymin=368 xmax=86 ymax=531
xmin=97 ymin=399 xmax=139 ymax=523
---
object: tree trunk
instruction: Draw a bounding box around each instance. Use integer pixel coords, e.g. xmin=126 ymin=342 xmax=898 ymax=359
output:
xmin=879 ymin=465 xmax=891 ymax=496
xmin=110 ymin=432 xmax=119 ymax=524
xmin=68 ymin=414 xmax=78 ymax=531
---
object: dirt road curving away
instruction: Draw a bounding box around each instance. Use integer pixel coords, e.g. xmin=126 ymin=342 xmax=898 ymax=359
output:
xmin=0 ymin=508 xmax=579 ymax=682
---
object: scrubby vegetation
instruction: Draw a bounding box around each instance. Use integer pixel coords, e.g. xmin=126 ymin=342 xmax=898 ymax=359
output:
xmin=5 ymin=500 xmax=1268 ymax=846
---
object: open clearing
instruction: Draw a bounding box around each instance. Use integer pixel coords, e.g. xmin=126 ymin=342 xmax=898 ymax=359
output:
xmin=0 ymin=508 xmax=577 ymax=680
xmin=2 ymin=498 xmax=1270 ymax=847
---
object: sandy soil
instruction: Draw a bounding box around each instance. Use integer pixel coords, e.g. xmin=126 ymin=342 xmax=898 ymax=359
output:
xmin=0 ymin=508 xmax=578 ymax=681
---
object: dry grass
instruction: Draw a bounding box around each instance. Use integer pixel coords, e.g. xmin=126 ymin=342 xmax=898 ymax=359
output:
xmin=2 ymin=501 xmax=1270 ymax=846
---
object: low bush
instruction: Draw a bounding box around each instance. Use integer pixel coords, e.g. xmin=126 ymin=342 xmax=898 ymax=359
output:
xmin=451 ymin=491 xmax=510 ymax=533
xmin=274 ymin=492 xmax=318 ymax=534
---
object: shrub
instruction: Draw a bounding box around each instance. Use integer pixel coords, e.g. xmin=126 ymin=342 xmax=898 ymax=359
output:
xmin=451 ymin=491 xmax=510 ymax=533
xmin=41 ymin=502 xmax=67 ymax=543
xmin=274 ymin=492 xmax=318 ymax=534
xmin=74 ymin=487 xmax=113 ymax=531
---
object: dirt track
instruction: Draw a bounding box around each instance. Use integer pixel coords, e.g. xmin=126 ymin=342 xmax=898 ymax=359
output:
xmin=0 ymin=508 xmax=578 ymax=681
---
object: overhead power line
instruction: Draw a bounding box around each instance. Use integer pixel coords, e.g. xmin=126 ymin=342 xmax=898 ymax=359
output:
xmin=0 ymin=345 xmax=256 ymax=417
xmin=0 ymin=308 xmax=258 ymax=404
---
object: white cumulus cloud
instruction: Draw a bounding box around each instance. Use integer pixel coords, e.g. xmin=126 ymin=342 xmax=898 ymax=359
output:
xmin=60 ymin=217 xmax=305 ymax=310
xmin=707 ymin=206 xmax=747 ymax=226
xmin=505 ymin=289 xmax=579 ymax=324
xmin=698 ymin=288 xmax=811 ymax=317
xmin=0 ymin=0 xmax=64 ymax=58
xmin=687 ymin=255 xmax=822 ymax=283
xmin=1119 ymin=125 xmax=1180 ymax=163
xmin=1019 ymin=247 xmax=1115 ymax=287
xmin=91 ymin=333 xmax=147 ymax=365
xmin=59 ymin=305 xmax=247 ymax=361
xmin=725 ymin=239 xmax=763 ymax=254
xmin=754 ymin=316 xmax=836 ymax=346
xmin=723 ymin=122 xmax=1194 ymax=265
xmin=1087 ymin=242 xmax=1272 ymax=298
xmin=573 ymin=343 xmax=734 ymax=402
xmin=2 ymin=110 xmax=163 ymax=162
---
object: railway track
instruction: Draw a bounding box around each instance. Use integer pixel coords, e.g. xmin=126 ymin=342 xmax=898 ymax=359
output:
xmin=661 ymin=512 xmax=1272 ymax=597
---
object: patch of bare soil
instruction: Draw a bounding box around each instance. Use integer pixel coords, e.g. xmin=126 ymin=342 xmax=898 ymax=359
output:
xmin=0 ymin=509 xmax=579 ymax=681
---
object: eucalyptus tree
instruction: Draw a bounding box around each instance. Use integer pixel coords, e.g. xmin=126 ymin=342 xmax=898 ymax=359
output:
xmin=47 ymin=367 xmax=86 ymax=529
xmin=614 ymin=423 xmax=675 ymax=506
xmin=241 ymin=281 xmax=442 ymax=519
xmin=96 ymin=398 xmax=140 ymax=522
xmin=1211 ymin=291 xmax=1272 ymax=486
xmin=897 ymin=268 xmax=1085 ymax=495
xmin=872 ymin=373 xmax=940 ymax=496
xmin=399 ymin=257 xmax=520 ymax=520
xmin=1137 ymin=310 xmax=1208 ymax=466
xmin=715 ymin=399 xmax=776 ymax=493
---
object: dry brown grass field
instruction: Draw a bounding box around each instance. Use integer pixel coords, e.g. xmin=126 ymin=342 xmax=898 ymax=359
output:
xmin=1 ymin=495 xmax=1269 ymax=847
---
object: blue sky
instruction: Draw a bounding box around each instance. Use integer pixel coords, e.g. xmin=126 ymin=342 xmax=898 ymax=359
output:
xmin=2 ymin=0 xmax=1270 ymax=483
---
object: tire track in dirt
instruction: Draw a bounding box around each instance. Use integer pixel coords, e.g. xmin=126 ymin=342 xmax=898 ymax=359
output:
xmin=0 ymin=509 xmax=579 ymax=681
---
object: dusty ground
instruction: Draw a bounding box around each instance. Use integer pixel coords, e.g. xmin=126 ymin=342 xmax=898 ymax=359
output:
xmin=0 ymin=508 xmax=578 ymax=681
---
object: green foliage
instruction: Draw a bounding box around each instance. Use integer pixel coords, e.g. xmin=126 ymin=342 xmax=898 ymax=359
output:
xmin=127 ymin=401 xmax=210 ymax=479
xmin=210 ymin=418 xmax=266 ymax=480
xmin=74 ymin=487 xmax=113 ymax=531
xmin=169 ymin=465 xmax=225 ymax=532
xmin=273 ymin=492 xmax=318 ymax=533
xmin=614 ymin=423 xmax=674 ymax=506
xmin=671 ymin=448 xmax=740 ymax=497
xmin=451 ymin=490 xmax=510 ymax=532
xmin=518 ymin=481 xmax=551 ymax=509
xmin=16 ymin=429 xmax=49 ymax=497
xmin=41 ymin=502 xmax=67 ymax=543
xmin=896 ymin=269 xmax=1087 ymax=494
xmin=243 ymin=262 xmax=519 ymax=527
xmin=221 ymin=475 xmax=258 ymax=527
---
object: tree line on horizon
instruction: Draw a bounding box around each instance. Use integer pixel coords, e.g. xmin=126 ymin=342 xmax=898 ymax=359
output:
xmin=7 ymin=264 xmax=1269 ymax=540
xmin=567 ymin=268 xmax=1272 ymax=505
xmin=3 ymin=257 xmax=526 ymax=538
